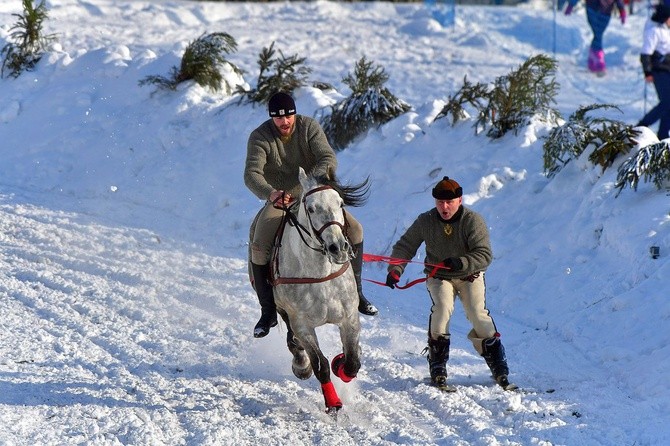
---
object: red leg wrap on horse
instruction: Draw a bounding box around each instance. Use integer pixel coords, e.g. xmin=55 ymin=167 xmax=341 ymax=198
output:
xmin=321 ymin=382 xmax=342 ymax=409
xmin=331 ymin=353 xmax=355 ymax=383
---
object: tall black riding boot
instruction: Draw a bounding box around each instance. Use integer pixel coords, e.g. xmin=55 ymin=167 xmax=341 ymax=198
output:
xmin=352 ymin=242 xmax=378 ymax=316
xmin=482 ymin=335 xmax=510 ymax=385
xmin=427 ymin=336 xmax=450 ymax=386
xmin=251 ymin=262 xmax=278 ymax=338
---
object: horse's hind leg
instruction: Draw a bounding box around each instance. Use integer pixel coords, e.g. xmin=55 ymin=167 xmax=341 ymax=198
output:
xmin=279 ymin=310 xmax=312 ymax=380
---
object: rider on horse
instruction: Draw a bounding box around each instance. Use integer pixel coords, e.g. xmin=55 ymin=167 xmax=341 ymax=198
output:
xmin=244 ymin=92 xmax=378 ymax=338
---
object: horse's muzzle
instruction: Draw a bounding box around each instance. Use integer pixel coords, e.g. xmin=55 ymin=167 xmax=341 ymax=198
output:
xmin=326 ymin=240 xmax=352 ymax=264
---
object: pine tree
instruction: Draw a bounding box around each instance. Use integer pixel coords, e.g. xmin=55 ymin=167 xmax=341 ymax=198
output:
xmin=480 ymin=54 xmax=560 ymax=139
xmin=615 ymin=141 xmax=670 ymax=196
xmin=321 ymin=57 xmax=411 ymax=151
xmin=543 ymin=104 xmax=637 ymax=177
xmin=236 ymin=41 xmax=312 ymax=106
xmin=1 ymin=0 xmax=57 ymax=79
xmin=139 ymin=32 xmax=242 ymax=93
xmin=433 ymin=75 xmax=489 ymax=126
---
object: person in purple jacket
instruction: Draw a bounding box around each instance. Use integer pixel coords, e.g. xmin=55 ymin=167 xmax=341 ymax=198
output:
xmin=564 ymin=0 xmax=627 ymax=74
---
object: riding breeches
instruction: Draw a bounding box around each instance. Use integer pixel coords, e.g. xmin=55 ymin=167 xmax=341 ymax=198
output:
xmin=426 ymin=274 xmax=498 ymax=355
xmin=250 ymin=201 xmax=363 ymax=265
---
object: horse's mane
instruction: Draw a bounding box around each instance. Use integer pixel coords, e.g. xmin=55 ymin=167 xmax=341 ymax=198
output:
xmin=312 ymin=173 xmax=371 ymax=208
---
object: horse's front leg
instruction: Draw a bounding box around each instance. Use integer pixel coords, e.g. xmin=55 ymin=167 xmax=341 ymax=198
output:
xmin=287 ymin=332 xmax=312 ymax=380
xmin=332 ymin=312 xmax=362 ymax=382
xmin=296 ymin=326 xmax=342 ymax=412
xmin=278 ymin=310 xmax=313 ymax=380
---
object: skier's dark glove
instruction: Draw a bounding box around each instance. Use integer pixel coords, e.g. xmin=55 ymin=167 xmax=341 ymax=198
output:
xmin=385 ymin=271 xmax=400 ymax=289
xmin=442 ymin=257 xmax=463 ymax=271
xmin=564 ymin=4 xmax=573 ymax=15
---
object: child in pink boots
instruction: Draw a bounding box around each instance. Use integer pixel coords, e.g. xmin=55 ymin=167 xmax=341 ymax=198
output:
xmin=565 ymin=0 xmax=627 ymax=75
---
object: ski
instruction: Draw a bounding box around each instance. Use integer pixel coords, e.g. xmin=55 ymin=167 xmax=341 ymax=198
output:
xmin=496 ymin=376 xmax=518 ymax=391
xmin=434 ymin=382 xmax=457 ymax=393
xmin=500 ymin=382 xmax=519 ymax=391
xmin=425 ymin=377 xmax=457 ymax=393
xmin=423 ymin=376 xmax=519 ymax=392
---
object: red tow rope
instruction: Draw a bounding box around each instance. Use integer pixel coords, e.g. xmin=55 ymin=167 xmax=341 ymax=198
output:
xmin=362 ymin=253 xmax=446 ymax=289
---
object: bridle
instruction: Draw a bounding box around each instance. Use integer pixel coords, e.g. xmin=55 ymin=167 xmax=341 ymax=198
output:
xmin=301 ymin=185 xmax=350 ymax=256
xmin=271 ymin=185 xmax=353 ymax=285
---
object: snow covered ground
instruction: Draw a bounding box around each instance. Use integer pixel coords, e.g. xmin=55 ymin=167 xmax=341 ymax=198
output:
xmin=1 ymin=0 xmax=668 ymax=444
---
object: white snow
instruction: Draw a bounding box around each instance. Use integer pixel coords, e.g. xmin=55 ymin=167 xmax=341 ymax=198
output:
xmin=1 ymin=0 xmax=668 ymax=444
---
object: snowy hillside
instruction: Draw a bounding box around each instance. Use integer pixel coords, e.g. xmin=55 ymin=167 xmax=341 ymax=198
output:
xmin=0 ymin=0 xmax=668 ymax=444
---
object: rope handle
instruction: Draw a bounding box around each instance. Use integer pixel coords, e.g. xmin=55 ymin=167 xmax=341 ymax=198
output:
xmin=362 ymin=253 xmax=447 ymax=270
xmin=362 ymin=253 xmax=446 ymax=289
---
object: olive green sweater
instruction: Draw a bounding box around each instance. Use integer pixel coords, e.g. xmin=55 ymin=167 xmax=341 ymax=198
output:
xmin=389 ymin=207 xmax=493 ymax=280
xmin=244 ymin=115 xmax=337 ymax=200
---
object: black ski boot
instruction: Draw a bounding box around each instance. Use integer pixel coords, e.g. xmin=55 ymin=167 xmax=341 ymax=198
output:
xmin=482 ymin=335 xmax=515 ymax=389
xmin=251 ymin=262 xmax=278 ymax=338
xmin=352 ymin=242 xmax=378 ymax=316
xmin=427 ymin=336 xmax=450 ymax=388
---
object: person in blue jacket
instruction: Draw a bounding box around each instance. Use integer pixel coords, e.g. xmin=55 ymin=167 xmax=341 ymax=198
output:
xmin=638 ymin=3 xmax=670 ymax=139
xmin=564 ymin=0 xmax=627 ymax=74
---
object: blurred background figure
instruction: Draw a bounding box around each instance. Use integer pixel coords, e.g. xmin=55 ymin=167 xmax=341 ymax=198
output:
xmin=564 ymin=0 xmax=627 ymax=75
xmin=637 ymin=3 xmax=670 ymax=139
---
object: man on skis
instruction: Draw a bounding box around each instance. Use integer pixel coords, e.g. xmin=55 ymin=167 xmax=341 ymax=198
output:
xmin=385 ymin=176 xmax=514 ymax=390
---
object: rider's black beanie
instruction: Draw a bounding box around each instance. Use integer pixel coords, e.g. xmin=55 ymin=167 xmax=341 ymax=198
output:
xmin=268 ymin=92 xmax=296 ymax=117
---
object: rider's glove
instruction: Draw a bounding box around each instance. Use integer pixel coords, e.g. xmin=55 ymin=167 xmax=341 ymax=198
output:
xmin=442 ymin=257 xmax=463 ymax=271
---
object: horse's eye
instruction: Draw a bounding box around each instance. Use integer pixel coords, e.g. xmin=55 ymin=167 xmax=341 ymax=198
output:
xmin=307 ymin=206 xmax=315 ymax=213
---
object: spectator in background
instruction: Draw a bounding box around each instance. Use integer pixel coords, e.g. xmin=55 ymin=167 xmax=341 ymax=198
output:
xmin=637 ymin=3 xmax=670 ymax=139
xmin=564 ymin=0 xmax=627 ymax=75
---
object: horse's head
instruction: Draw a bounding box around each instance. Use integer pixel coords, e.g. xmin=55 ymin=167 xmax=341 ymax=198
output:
xmin=298 ymin=167 xmax=353 ymax=264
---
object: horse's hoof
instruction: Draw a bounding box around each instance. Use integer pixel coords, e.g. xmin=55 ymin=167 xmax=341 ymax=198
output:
xmin=331 ymin=353 xmax=355 ymax=383
xmin=292 ymin=363 xmax=313 ymax=380
xmin=325 ymin=405 xmax=342 ymax=418
xmin=292 ymin=351 xmax=312 ymax=380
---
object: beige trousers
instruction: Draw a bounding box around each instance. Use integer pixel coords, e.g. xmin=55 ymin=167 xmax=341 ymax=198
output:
xmin=250 ymin=201 xmax=363 ymax=265
xmin=426 ymin=274 xmax=498 ymax=355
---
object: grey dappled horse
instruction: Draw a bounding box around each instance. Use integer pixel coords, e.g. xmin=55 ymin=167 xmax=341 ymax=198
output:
xmin=270 ymin=167 xmax=368 ymax=414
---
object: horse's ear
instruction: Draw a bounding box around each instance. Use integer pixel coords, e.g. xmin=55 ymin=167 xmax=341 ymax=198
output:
xmin=298 ymin=167 xmax=308 ymax=189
